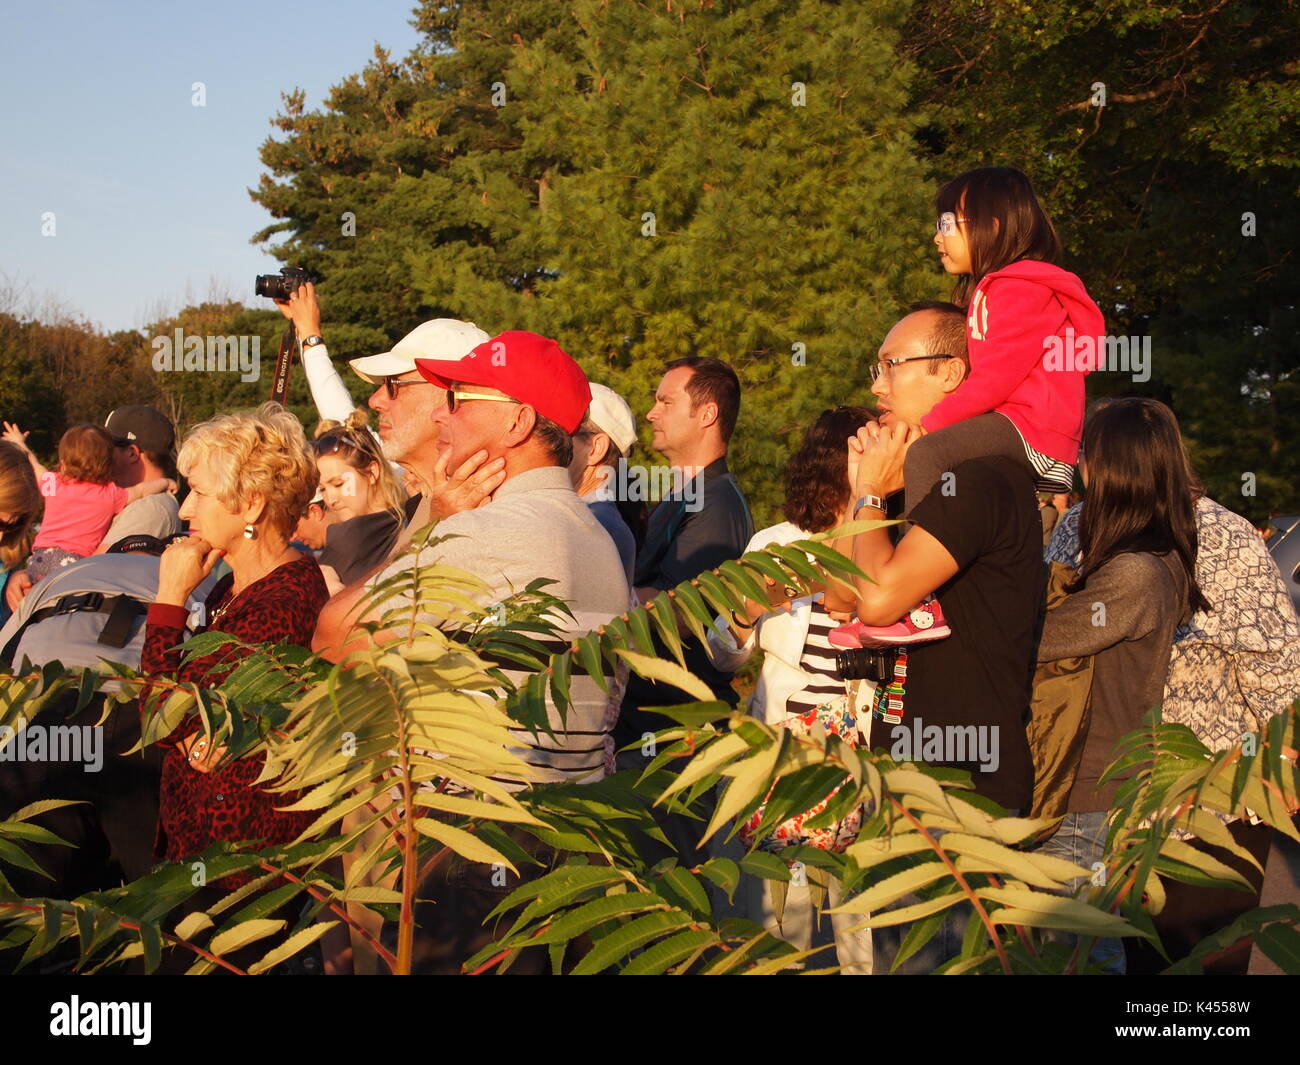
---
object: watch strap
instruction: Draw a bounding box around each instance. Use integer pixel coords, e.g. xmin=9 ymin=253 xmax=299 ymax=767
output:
xmin=301 ymin=334 xmax=326 ymax=349
xmin=853 ymin=494 xmax=887 ymax=515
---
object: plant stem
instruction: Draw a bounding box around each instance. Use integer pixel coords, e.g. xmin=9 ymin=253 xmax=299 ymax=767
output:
xmin=256 ymin=861 xmax=397 ymax=970
xmin=0 ymin=902 xmax=246 ymax=975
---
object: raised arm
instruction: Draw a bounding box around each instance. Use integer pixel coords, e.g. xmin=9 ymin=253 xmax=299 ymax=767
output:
xmin=2 ymin=422 xmax=49 ymax=482
xmin=124 ymin=476 xmax=176 ymax=505
xmin=275 ymin=282 xmax=365 ymax=426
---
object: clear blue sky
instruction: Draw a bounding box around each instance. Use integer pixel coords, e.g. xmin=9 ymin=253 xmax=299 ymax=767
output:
xmin=0 ymin=1 xmax=424 ymax=332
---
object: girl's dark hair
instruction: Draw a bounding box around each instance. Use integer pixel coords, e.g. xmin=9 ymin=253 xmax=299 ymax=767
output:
xmin=783 ymin=406 xmax=875 ymax=533
xmin=1072 ymin=398 xmax=1210 ymax=614
xmin=936 ymin=166 xmax=1062 ymax=306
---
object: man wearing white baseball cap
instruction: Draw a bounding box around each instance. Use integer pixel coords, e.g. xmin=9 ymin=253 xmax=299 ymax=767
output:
xmin=567 ymin=382 xmax=639 ymax=584
xmin=276 ymin=282 xmax=509 ymax=542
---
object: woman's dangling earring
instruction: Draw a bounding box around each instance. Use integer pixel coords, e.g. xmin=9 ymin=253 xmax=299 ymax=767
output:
xmin=243 ymin=523 xmax=257 ymax=540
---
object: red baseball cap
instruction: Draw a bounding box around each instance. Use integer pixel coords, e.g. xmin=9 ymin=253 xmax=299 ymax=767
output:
xmin=415 ymin=331 xmax=592 ymax=434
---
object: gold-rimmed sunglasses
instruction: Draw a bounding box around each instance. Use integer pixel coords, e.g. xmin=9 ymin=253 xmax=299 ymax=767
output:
xmin=445 ymin=389 xmax=520 ymax=414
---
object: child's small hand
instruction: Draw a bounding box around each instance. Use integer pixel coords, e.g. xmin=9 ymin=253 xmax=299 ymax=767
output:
xmin=2 ymin=422 xmax=29 ymax=450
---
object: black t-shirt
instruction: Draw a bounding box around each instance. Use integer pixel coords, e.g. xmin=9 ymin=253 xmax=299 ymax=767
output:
xmin=319 ymin=510 xmax=403 ymax=586
xmin=617 ymin=457 xmax=754 ymax=745
xmin=868 ymin=456 xmax=1042 ymax=811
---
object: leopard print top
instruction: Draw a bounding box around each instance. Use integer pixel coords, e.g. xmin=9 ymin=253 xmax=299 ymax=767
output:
xmin=142 ymin=554 xmax=328 ymax=879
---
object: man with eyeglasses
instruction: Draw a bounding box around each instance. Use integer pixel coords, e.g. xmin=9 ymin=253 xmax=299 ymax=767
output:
xmin=276 ymin=282 xmax=503 ymax=542
xmin=824 ymin=299 xmax=1042 ymax=975
xmin=312 ymin=330 xmax=629 ymax=973
xmin=315 ymin=330 xmax=626 ymax=673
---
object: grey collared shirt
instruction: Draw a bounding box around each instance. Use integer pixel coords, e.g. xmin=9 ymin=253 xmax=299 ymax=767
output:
xmin=368 ymin=464 xmax=630 ymax=784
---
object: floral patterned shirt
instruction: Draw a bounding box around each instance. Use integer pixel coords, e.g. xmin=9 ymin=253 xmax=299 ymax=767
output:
xmin=1045 ymin=497 xmax=1300 ymax=750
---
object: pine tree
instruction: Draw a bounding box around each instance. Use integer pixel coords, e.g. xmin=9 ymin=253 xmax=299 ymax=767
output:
xmin=252 ymin=0 xmax=937 ymax=523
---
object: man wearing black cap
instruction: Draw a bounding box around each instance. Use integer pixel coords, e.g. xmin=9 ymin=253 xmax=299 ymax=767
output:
xmin=99 ymin=406 xmax=181 ymax=551
xmin=1 ymin=406 xmax=182 ymax=613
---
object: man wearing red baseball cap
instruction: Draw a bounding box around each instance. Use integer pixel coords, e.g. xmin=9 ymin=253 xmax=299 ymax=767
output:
xmin=312 ymin=329 xmax=629 ymax=972
xmin=415 ymin=328 xmax=592 ymax=436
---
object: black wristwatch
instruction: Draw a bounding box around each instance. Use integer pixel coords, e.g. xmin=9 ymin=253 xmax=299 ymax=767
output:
xmin=301 ymin=334 xmax=326 ymax=349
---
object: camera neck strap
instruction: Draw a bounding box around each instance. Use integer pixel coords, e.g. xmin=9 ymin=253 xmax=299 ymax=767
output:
xmin=270 ymin=323 xmax=297 ymax=406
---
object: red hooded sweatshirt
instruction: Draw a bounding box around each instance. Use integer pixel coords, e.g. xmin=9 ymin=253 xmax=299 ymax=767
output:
xmin=921 ymin=259 xmax=1105 ymax=465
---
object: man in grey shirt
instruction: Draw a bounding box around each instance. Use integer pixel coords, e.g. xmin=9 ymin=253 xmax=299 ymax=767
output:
xmin=313 ymin=330 xmax=629 ymax=975
xmin=99 ymin=406 xmax=181 ymax=551
xmin=314 ymin=330 xmax=628 ymax=784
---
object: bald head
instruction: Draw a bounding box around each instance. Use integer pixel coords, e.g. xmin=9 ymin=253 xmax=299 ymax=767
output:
xmin=869 ymin=306 xmax=970 ymax=429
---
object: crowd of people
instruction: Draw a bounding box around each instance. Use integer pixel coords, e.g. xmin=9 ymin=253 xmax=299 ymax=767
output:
xmin=0 ymin=166 xmax=1297 ymax=976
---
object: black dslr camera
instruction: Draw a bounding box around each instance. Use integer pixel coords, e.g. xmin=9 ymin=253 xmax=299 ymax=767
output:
xmin=254 ymin=266 xmax=313 ymax=301
xmin=835 ymin=646 xmax=899 ymax=683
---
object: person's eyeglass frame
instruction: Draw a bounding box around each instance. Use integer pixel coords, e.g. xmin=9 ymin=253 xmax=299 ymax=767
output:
xmin=934 ymin=212 xmax=969 ymax=236
xmin=870 ymin=354 xmax=956 ymax=383
xmin=379 ymin=375 xmax=431 ymax=401
xmin=445 ymin=389 xmax=521 ymax=415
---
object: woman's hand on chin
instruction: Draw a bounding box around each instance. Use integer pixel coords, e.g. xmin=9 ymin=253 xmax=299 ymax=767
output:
xmin=157 ymin=536 xmax=224 ymax=606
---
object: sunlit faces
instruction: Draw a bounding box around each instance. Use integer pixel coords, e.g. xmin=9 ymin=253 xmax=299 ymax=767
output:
xmin=431 ymin=381 xmax=520 ymax=469
xmin=367 ymin=371 xmax=441 ymax=466
xmin=646 ymin=367 xmax=703 ymax=461
xmin=934 ymin=208 xmax=973 ymax=275
xmin=177 ymin=467 xmax=248 ymax=553
xmin=316 ymin=453 xmax=377 ymax=522
xmin=870 ymin=313 xmax=963 ymax=429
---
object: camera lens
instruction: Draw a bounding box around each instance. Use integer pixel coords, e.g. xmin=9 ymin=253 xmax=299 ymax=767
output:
xmin=834 ymin=647 xmax=897 ymax=682
xmin=254 ymin=274 xmax=286 ymax=300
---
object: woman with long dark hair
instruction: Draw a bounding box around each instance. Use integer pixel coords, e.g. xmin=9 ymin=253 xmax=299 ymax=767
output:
xmin=1035 ymin=398 xmax=1205 ymax=972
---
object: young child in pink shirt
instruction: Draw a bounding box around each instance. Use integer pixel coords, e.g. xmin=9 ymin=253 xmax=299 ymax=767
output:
xmin=2 ymin=422 xmax=175 ymax=583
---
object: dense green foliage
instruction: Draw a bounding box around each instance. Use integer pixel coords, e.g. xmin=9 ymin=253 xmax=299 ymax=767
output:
xmin=3 ymin=1 xmax=1295 ymax=524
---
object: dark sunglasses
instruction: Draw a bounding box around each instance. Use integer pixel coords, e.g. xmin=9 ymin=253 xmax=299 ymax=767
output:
xmin=312 ymin=430 xmax=383 ymax=463
xmin=380 ymin=375 xmax=431 ymax=401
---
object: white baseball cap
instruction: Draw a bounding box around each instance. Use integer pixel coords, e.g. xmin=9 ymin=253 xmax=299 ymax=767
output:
xmin=585 ymin=383 xmax=638 ymax=456
xmin=349 ymin=318 xmax=490 ymax=384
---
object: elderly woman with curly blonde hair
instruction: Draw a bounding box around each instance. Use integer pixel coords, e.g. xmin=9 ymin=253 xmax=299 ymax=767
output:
xmin=141 ymin=403 xmax=327 ymax=873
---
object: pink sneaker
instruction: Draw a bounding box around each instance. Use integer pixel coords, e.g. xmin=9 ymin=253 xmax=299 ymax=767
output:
xmin=828 ymin=621 xmax=870 ymax=650
xmin=852 ymin=600 xmax=951 ymax=648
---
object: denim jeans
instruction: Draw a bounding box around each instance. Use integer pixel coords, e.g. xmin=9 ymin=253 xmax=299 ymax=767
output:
xmin=872 ymin=808 xmax=1033 ymax=974
xmin=1035 ymin=809 xmax=1126 ymax=974
xmin=872 ymin=895 xmax=972 ymax=975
